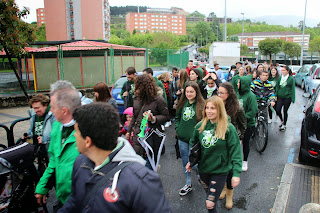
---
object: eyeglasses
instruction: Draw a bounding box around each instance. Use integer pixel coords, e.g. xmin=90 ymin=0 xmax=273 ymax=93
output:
xmin=217 ymin=92 xmax=228 ymax=95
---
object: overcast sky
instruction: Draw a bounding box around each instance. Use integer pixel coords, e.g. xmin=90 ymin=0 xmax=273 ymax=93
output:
xmin=15 ymin=0 xmax=320 ymax=27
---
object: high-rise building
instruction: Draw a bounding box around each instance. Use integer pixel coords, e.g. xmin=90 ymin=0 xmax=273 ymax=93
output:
xmin=126 ymin=12 xmax=186 ymax=35
xmin=36 ymin=8 xmax=45 ymax=27
xmin=44 ymin=0 xmax=110 ymax=41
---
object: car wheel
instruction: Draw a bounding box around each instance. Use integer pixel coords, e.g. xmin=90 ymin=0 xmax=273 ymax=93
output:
xmin=301 ymin=80 xmax=305 ymax=90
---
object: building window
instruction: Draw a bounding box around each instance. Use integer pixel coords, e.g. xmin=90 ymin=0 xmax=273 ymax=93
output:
xmin=135 ymin=14 xmax=137 ymax=17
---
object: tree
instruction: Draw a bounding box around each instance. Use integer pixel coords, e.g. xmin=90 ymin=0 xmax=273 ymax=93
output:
xmin=0 ymin=0 xmax=35 ymax=101
xmin=187 ymin=11 xmax=206 ymax=18
xmin=309 ymin=37 xmax=320 ymax=61
xmin=192 ymin=22 xmax=214 ymax=46
xmin=282 ymin=41 xmax=301 ymax=65
xmin=240 ymin=44 xmax=249 ymax=55
xmin=258 ymin=39 xmax=282 ymax=64
xmin=150 ymin=42 xmax=170 ymax=66
xmin=229 ymin=35 xmax=238 ymax=42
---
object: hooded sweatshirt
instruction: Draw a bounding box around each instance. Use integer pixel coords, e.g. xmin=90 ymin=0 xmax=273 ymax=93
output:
xmin=175 ymin=100 xmax=199 ymax=143
xmin=59 ymin=138 xmax=171 ymax=213
xmin=276 ymin=75 xmax=295 ymax=103
xmin=189 ymin=121 xmax=242 ymax=177
xmin=238 ymin=75 xmax=258 ymax=128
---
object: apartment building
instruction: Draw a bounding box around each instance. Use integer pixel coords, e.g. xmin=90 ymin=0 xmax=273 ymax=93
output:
xmin=126 ymin=12 xmax=186 ymax=35
xmin=36 ymin=8 xmax=45 ymax=27
xmin=44 ymin=0 xmax=111 ymax=41
xmin=234 ymin=32 xmax=310 ymax=50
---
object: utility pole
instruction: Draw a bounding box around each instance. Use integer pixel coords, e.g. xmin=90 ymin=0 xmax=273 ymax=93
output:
xmin=300 ymin=0 xmax=307 ymax=66
xmin=241 ymin=13 xmax=245 ymax=61
xmin=224 ymin=0 xmax=227 ymax=41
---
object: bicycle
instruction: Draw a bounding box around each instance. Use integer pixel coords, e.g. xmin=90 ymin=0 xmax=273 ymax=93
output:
xmin=252 ymin=100 xmax=270 ymax=153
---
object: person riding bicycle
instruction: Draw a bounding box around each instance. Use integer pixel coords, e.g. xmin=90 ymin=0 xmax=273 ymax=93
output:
xmin=250 ymin=70 xmax=276 ymax=122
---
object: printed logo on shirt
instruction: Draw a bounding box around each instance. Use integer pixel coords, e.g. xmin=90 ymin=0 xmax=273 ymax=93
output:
xmin=129 ymin=84 xmax=135 ymax=94
xmin=183 ymin=106 xmax=195 ymax=121
xmin=201 ymin=130 xmax=218 ymax=148
xmin=103 ymin=187 xmax=119 ymax=203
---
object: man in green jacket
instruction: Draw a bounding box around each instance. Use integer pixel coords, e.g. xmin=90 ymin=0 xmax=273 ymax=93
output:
xmin=238 ymin=75 xmax=258 ymax=172
xmin=35 ymin=82 xmax=81 ymax=212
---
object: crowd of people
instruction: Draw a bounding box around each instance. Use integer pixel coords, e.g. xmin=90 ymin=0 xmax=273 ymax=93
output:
xmin=22 ymin=58 xmax=295 ymax=213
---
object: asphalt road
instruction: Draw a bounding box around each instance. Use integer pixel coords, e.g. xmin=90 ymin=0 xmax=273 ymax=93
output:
xmin=158 ymin=86 xmax=309 ymax=213
xmin=0 ymin=86 xmax=312 ymax=212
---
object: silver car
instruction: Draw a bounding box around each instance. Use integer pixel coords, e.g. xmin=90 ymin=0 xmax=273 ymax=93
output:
xmin=305 ymin=64 xmax=320 ymax=95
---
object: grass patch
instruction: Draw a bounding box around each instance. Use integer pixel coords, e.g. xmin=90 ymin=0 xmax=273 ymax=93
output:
xmin=0 ymin=70 xmax=13 ymax=73
xmin=149 ymin=62 xmax=163 ymax=67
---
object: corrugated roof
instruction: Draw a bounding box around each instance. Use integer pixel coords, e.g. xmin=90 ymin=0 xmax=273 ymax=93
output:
xmin=0 ymin=47 xmax=38 ymax=56
xmin=234 ymin=31 xmax=308 ymax=37
xmin=28 ymin=40 xmax=145 ymax=52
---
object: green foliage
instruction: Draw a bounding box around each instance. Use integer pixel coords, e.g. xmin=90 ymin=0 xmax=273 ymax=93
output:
xmin=309 ymin=36 xmax=320 ymax=58
xmin=258 ymin=39 xmax=282 ymax=63
xmin=150 ymin=42 xmax=171 ymax=66
xmin=282 ymin=41 xmax=301 ymax=64
xmin=229 ymin=35 xmax=238 ymax=42
xmin=187 ymin=11 xmax=206 ymax=18
xmin=30 ymin=24 xmax=46 ymax=41
xmin=192 ymin=22 xmax=214 ymax=46
xmin=198 ymin=47 xmax=209 ymax=55
xmin=240 ymin=44 xmax=249 ymax=55
xmin=110 ymin=6 xmax=147 ymax=16
xmin=0 ymin=0 xmax=35 ymax=56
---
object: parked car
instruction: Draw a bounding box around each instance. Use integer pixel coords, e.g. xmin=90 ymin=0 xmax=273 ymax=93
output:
xmin=208 ymin=66 xmax=230 ymax=82
xmin=111 ymin=71 xmax=168 ymax=114
xmin=299 ymin=84 xmax=320 ymax=163
xmin=288 ymin=65 xmax=301 ymax=76
xmin=294 ymin=64 xmax=313 ymax=90
xmin=305 ymin=64 xmax=320 ymax=95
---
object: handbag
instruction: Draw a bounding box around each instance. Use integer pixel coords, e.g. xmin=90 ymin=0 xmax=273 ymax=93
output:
xmin=189 ymin=141 xmax=201 ymax=168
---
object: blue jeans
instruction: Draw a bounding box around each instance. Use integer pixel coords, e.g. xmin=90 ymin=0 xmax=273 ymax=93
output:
xmin=178 ymin=140 xmax=191 ymax=186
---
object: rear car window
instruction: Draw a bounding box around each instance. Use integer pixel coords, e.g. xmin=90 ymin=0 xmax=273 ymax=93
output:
xmin=113 ymin=77 xmax=127 ymax=89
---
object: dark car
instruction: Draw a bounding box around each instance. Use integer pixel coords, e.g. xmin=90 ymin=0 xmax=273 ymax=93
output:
xmin=111 ymin=71 xmax=169 ymax=114
xmin=299 ymin=84 xmax=320 ymax=163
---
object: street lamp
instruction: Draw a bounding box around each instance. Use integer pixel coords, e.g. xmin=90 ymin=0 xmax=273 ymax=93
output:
xmin=216 ymin=26 xmax=219 ymax=41
xmin=206 ymin=31 xmax=208 ymax=48
xmin=300 ymin=0 xmax=307 ymax=66
xmin=241 ymin=12 xmax=245 ymax=61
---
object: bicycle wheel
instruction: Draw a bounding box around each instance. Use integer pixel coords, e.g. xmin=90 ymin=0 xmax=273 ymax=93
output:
xmin=254 ymin=121 xmax=268 ymax=153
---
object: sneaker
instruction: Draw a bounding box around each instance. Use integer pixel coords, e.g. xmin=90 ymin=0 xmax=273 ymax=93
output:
xmin=242 ymin=161 xmax=248 ymax=172
xmin=161 ymin=125 xmax=165 ymax=131
xmin=179 ymin=185 xmax=193 ymax=196
xmin=164 ymin=121 xmax=171 ymax=128
xmin=279 ymin=122 xmax=284 ymax=128
xmin=279 ymin=125 xmax=286 ymax=131
xmin=268 ymin=119 xmax=272 ymax=124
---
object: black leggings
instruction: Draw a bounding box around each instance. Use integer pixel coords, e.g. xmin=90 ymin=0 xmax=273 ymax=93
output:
xmin=199 ymin=173 xmax=227 ymax=213
xmin=242 ymin=127 xmax=254 ymax=161
xmin=276 ymin=98 xmax=291 ymax=125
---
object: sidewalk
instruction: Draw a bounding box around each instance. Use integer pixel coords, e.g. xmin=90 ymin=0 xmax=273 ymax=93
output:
xmin=272 ymin=163 xmax=320 ymax=213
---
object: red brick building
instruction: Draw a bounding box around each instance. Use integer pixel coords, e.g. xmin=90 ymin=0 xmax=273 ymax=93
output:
xmin=126 ymin=12 xmax=186 ymax=35
xmin=36 ymin=8 xmax=45 ymax=27
xmin=234 ymin=32 xmax=310 ymax=50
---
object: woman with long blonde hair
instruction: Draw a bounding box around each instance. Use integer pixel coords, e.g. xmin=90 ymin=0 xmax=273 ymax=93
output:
xmin=186 ymin=96 xmax=242 ymax=213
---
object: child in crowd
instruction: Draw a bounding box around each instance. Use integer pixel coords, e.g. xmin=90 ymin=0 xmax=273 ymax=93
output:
xmin=119 ymin=107 xmax=134 ymax=145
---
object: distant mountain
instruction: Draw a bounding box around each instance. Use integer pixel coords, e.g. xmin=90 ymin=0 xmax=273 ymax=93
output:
xmin=233 ymin=15 xmax=318 ymax=28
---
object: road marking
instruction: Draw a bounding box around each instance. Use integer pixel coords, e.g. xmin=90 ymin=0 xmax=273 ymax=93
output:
xmin=287 ymin=148 xmax=295 ymax=163
xmin=295 ymin=128 xmax=300 ymax=137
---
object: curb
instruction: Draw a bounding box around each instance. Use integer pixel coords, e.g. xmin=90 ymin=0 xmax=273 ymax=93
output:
xmin=272 ymin=163 xmax=320 ymax=213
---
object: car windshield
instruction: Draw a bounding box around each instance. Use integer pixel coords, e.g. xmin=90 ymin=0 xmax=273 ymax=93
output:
xmin=113 ymin=77 xmax=128 ymax=89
